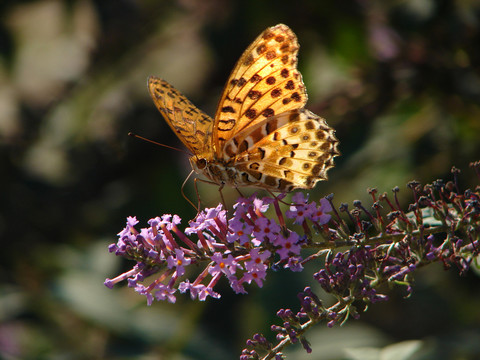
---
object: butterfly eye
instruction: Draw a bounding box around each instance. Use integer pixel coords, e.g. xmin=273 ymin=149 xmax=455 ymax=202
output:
xmin=196 ymin=158 xmax=207 ymax=170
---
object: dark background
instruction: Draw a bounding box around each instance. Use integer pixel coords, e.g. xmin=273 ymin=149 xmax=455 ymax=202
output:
xmin=1 ymin=0 xmax=480 ymax=359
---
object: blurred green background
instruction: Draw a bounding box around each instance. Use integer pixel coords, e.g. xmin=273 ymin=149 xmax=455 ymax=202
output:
xmin=1 ymin=0 xmax=480 ymax=359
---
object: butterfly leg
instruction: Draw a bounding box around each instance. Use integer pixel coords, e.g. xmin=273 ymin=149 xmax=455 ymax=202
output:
xmin=217 ymin=182 xmax=231 ymax=227
xmin=235 ymin=187 xmax=245 ymax=198
xmin=191 ymin=177 xmax=228 ymax=216
xmin=267 ymin=189 xmax=293 ymax=206
xmin=217 ymin=182 xmax=226 ymax=210
xmin=181 ymin=170 xmax=199 ymax=213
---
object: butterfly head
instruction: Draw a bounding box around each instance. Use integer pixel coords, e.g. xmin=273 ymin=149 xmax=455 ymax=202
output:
xmin=190 ymin=156 xmax=207 ymax=174
xmin=189 ymin=156 xmax=219 ymax=183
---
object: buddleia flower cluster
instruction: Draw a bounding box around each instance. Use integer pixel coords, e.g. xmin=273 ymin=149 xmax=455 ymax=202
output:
xmin=106 ymin=162 xmax=480 ymax=359
xmin=105 ymin=192 xmax=333 ymax=304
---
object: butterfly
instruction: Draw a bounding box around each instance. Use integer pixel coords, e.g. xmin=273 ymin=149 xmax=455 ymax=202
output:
xmin=148 ymin=24 xmax=339 ymax=194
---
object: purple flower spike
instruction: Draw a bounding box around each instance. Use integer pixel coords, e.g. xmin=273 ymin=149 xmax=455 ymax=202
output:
xmin=105 ymin=193 xmax=337 ymax=305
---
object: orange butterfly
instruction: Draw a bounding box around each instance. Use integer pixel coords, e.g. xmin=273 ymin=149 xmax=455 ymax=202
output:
xmin=148 ymin=24 xmax=339 ymax=195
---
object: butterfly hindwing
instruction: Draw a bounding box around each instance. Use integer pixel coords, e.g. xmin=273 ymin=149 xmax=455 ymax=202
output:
xmin=213 ymin=24 xmax=308 ymax=158
xmin=224 ymin=109 xmax=339 ymax=191
xmin=148 ymin=76 xmax=214 ymax=155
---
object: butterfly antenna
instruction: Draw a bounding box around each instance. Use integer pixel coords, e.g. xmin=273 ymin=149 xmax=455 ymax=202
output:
xmin=128 ymin=132 xmax=190 ymax=155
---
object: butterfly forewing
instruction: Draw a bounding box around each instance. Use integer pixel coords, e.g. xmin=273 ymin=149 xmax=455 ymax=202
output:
xmin=148 ymin=76 xmax=214 ymax=155
xmin=212 ymin=24 xmax=307 ymax=158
